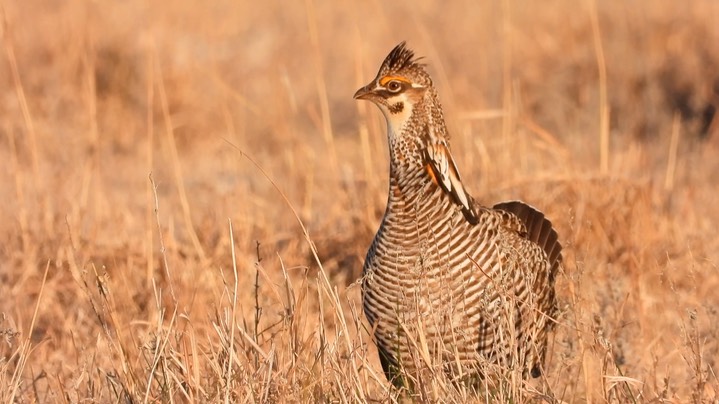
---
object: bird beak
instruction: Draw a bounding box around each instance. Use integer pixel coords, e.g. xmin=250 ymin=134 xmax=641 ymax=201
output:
xmin=353 ymin=83 xmax=375 ymax=100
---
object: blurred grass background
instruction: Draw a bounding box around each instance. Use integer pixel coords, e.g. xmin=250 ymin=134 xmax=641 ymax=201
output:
xmin=1 ymin=0 xmax=718 ymax=401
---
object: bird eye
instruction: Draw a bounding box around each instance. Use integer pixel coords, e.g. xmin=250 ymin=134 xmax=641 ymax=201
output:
xmin=386 ymin=80 xmax=403 ymax=93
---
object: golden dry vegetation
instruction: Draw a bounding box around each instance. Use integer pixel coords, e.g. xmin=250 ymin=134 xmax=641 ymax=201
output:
xmin=1 ymin=0 xmax=718 ymax=402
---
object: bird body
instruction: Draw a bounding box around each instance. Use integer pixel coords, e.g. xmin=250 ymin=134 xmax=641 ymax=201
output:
xmin=355 ymin=42 xmax=562 ymax=389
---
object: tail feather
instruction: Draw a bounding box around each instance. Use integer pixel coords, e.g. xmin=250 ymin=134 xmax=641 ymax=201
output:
xmin=494 ymin=200 xmax=562 ymax=379
xmin=493 ymin=200 xmax=562 ymax=269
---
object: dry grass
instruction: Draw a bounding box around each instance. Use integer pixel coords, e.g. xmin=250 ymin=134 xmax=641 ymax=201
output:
xmin=1 ymin=0 xmax=718 ymax=402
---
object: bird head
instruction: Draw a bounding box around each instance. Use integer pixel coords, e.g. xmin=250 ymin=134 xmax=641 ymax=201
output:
xmin=354 ymin=42 xmax=432 ymax=135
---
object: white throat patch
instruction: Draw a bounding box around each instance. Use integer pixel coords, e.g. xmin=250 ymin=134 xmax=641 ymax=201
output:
xmin=381 ymin=93 xmax=414 ymax=140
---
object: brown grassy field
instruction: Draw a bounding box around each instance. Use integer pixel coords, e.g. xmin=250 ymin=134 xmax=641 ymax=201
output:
xmin=1 ymin=0 xmax=718 ymax=402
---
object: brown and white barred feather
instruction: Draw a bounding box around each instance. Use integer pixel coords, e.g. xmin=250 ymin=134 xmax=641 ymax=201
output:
xmin=362 ymin=165 xmax=561 ymax=387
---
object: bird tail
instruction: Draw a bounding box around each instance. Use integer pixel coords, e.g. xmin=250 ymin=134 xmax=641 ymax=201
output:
xmin=493 ymin=200 xmax=562 ymax=270
xmin=494 ymin=200 xmax=562 ymax=378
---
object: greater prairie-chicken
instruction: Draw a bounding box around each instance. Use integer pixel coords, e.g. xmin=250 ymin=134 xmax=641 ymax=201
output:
xmin=354 ymin=42 xmax=562 ymax=390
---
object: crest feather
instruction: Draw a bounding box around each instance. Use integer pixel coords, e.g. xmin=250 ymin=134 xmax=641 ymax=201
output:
xmin=382 ymin=41 xmax=424 ymax=73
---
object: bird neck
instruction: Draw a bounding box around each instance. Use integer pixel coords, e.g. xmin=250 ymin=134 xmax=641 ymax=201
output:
xmin=386 ymin=113 xmax=449 ymax=208
xmin=386 ymin=95 xmax=449 ymax=176
xmin=383 ymin=93 xmax=480 ymax=225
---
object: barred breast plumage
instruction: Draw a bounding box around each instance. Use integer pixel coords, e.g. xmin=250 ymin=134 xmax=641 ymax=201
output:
xmin=354 ymin=42 xmax=562 ymax=390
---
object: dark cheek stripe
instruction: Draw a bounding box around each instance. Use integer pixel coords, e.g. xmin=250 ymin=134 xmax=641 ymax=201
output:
xmin=389 ymin=102 xmax=404 ymax=114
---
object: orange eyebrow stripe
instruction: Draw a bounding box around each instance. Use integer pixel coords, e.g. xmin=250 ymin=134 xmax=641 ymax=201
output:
xmin=379 ymin=75 xmax=411 ymax=86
